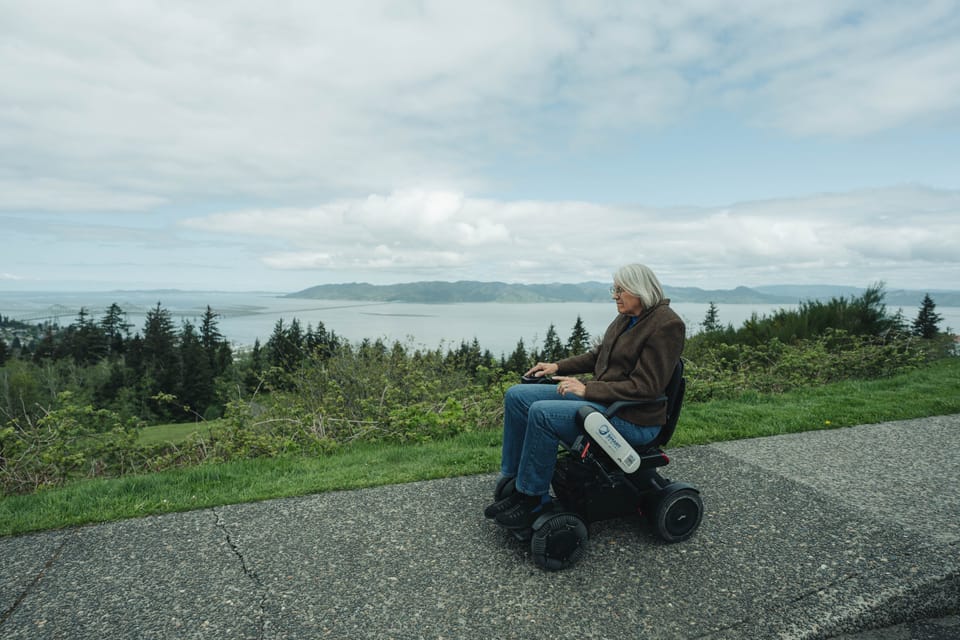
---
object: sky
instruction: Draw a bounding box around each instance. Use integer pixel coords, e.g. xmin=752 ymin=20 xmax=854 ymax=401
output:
xmin=2 ymin=0 xmax=959 ymax=293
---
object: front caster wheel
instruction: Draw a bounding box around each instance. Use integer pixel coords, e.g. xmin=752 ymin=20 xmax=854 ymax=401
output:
xmin=530 ymin=513 xmax=589 ymax=571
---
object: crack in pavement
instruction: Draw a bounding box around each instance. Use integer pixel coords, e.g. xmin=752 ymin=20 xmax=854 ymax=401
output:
xmin=0 ymin=535 xmax=70 ymax=628
xmin=212 ymin=507 xmax=267 ymax=639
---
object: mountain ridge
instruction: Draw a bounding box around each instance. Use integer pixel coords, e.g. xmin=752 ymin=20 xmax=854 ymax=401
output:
xmin=286 ymin=281 xmax=960 ymax=307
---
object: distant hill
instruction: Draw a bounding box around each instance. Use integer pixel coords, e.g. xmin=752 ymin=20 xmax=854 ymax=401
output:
xmin=753 ymin=285 xmax=960 ymax=308
xmin=287 ymin=281 xmax=611 ymax=303
xmin=287 ymin=281 xmax=960 ymax=306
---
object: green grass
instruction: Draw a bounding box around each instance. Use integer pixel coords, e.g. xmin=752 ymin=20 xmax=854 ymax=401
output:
xmin=2 ymin=357 xmax=958 ymax=537
xmin=137 ymin=420 xmax=220 ymax=445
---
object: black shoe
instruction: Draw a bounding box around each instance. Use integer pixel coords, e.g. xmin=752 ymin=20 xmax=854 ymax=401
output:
xmin=494 ymin=494 xmax=546 ymax=530
xmin=484 ymin=492 xmax=523 ymax=519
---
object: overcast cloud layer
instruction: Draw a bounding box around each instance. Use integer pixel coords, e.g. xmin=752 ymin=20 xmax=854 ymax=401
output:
xmin=2 ymin=0 xmax=959 ymax=291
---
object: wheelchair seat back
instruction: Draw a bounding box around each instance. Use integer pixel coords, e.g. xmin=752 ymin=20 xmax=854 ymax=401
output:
xmin=649 ymin=359 xmax=686 ymax=448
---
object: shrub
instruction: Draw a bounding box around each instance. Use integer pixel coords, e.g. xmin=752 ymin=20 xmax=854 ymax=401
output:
xmin=684 ymin=329 xmax=931 ymax=401
xmin=0 ymin=392 xmax=144 ymax=494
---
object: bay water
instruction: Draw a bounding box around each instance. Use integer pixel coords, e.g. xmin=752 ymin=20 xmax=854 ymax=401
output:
xmin=2 ymin=291 xmax=957 ymax=357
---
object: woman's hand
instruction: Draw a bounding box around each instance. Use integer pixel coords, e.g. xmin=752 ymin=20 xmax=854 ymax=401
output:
xmin=525 ymin=362 xmax=559 ymax=378
xmin=553 ymin=376 xmax=586 ymax=397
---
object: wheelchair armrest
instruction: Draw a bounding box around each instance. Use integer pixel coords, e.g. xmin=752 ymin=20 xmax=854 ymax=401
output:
xmin=565 ymin=434 xmax=670 ymax=472
xmin=604 ymin=395 xmax=668 ymax=418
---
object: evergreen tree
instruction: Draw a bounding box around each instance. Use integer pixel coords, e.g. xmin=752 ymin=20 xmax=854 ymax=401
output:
xmin=126 ymin=333 xmax=144 ymax=375
xmin=854 ymin=284 xmax=894 ymax=336
xmin=304 ymin=320 xmax=337 ymax=360
xmin=888 ymin=308 xmax=909 ymax=335
xmin=100 ymin=303 xmax=131 ymax=358
xmin=287 ymin=318 xmax=304 ymax=360
xmin=32 ymin=327 xmax=58 ymax=362
xmin=701 ymin=302 xmax=722 ymax=333
xmin=199 ymin=306 xmax=231 ymax=377
xmin=504 ymin=338 xmax=529 ymax=372
xmin=0 ymin=338 xmax=9 ymax=366
xmin=93 ymin=361 xmax=130 ymax=411
xmin=178 ymin=321 xmax=214 ymax=417
xmin=63 ymin=308 xmax=107 ymax=365
xmin=541 ymin=324 xmax=566 ymax=361
xmin=266 ymin=318 xmax=305 ymax=371
xmin=566 ymin=316 xmax=591 ymax=356
xmin=141 ymin=303 xmax=180 ymax=411
xmin=912 ymin=294 xmax=942 ymax=339
xmin=250 ymin=338 xmax=263 ymax=374
xmin=447 ymin=338 xmax=486 ymax=376
xmin=242 ymin=338 xmax=265 ymax=393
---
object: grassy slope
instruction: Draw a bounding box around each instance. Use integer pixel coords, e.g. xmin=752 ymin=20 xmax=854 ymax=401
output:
xmin=137 ymin=420 xmax=218 ymax=445
xmin=2 ymin=357 xmax=958 ymax=537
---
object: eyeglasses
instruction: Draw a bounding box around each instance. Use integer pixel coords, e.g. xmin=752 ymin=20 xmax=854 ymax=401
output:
xmin=609 ymin=285 xmax=625 ymax=296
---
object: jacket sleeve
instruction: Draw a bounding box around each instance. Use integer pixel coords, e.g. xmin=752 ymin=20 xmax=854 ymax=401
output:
xmin=555 ymin=348 xmax=598 ymax=375
xmin=555 ymin=316 xmax=621 ymax=375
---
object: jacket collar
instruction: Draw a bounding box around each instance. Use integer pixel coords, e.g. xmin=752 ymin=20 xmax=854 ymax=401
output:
xmin=620 ymin=298 xmax=670 ymax=326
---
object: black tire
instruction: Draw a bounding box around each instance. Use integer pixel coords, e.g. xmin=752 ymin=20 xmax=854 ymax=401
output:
xmin=653 ymin=488 xmax=703 ymax=543
xmin=530 ymin=514 xmax=589 ymax=571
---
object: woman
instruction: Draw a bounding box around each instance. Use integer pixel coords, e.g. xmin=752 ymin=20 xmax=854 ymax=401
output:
xmin=485 ymin=263 xmax=685 ymax=529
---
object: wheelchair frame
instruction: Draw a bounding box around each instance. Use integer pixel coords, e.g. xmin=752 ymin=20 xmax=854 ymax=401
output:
xmin=492 ymin=360 xmax=703 ymax=571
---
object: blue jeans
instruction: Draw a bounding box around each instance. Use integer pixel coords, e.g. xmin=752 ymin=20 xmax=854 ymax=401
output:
xmin=500 ymin=383 xmax=661 ymax=497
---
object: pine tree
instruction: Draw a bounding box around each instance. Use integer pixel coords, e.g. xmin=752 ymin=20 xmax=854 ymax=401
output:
xmin=32 ymin=327 xmax=58 ymax=362
xmin=242 ymin=338 xmax=265 ymax=393
xmin=63 ymin=308 xmax=107 ymax=365
xmin=888 ymin=308 xmax=909 ymax=335
xmin=100 ymin=303 xmax=131 ymax=358
xmin=178 ymin=321 xmax=214 ymax=418
xmin=199 ymin=306 xmax=231 ymax=377
xmin=505 ymin=338 xmax=529 ymax=372
xmin=566 ymin=316 xmax=591 ymax=355
xmin=449 ymin=339 xmax=484 ymax=374
xmin=267 ymin=318 xmax=305 ymax=371
xmin=701 ymin=302 xmax=721 ymax=333
xmin=912 ymin=294 xmax=942 ymax=339
xmin=141 ymin=303 xmax=180 ymax=411
xmin=250 ymin=338 xmax=263 ymax=373
xmin=541 ymin=324 xmax=566 ymax=361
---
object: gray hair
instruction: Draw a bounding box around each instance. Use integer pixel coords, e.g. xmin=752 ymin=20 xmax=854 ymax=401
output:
xmin=614 ymin=263 xmax=665 ymax=308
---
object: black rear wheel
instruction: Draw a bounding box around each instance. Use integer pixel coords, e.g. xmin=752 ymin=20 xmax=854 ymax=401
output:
xmin=653 ymin=489 xmax=703 ymax=543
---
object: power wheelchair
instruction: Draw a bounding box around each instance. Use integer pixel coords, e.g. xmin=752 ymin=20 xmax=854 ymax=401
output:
xmin=491 ymin=360 xmax=703 ymax=571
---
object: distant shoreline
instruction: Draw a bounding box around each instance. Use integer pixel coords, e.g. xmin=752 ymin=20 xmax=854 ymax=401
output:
xmin=283 ymin=281 xmax=960 ymax=307
xmin=2 ymin=282 xmax=958 ymax=307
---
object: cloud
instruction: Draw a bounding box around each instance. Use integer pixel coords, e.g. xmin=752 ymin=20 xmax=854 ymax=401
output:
xmin=740 ymin=2 xmax=960 ymax=135
xmin=177 ymin=185 xmax=960 ymax=288
xmin=3 ymin=2 xmax=958 ymax=293
xmin=0 ymin=178 xmax=166 ymax=212
xmin=3 ymin=1 xmax=958 ymax=210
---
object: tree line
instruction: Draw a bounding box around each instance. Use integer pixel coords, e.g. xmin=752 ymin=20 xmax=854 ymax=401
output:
xmin=0 ymin=300 xmax=597 ymax=428
xmin=696 ymin=289 xmax=946 ymax=342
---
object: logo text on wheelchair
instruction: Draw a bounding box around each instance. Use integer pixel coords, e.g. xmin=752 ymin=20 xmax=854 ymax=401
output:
xmin=596 ymin=423 xmax=622 ymax=450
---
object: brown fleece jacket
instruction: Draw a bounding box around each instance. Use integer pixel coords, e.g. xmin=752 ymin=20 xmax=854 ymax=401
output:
xmin=555 ymin=300 xmax=685 ymax=426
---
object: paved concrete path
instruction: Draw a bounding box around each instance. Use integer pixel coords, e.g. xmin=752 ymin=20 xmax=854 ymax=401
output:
xmin=1 ymin=415 xmax=957 ymax=639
